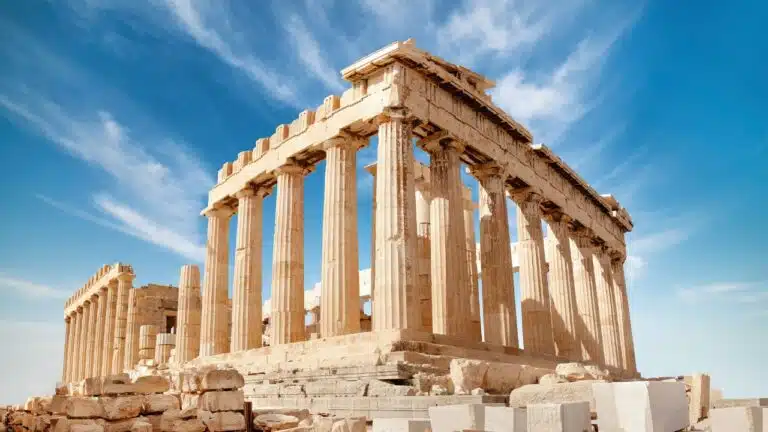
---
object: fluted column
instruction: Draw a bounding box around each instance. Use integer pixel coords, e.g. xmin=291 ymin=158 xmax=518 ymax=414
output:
xmin=472 ymin=165 xmax=518 ymax=347
xmin=124 ymin=288 xmax=139 ymax=370
xmin=415 ymin=180 xmax=432 ymax=332
xmin=426 ymin=137 xmax=470 ymax=337
xmin=91 ymin=288 xmax=107 ymax=377
xmin=62 ymin=316 xmax=72 ymax=383
xmin=231 ymin=188 xmax=266 ymax=351
xmin=321 ymin=137 xmax=361 ymax=337
xmin=463 ymin=187 xmax=482 ymax=341
xmin=81 ymin=300 xmax=92 ymax=378
xmin=373 ymin=109 xmax=420 ymax=331
xmin=101 ymin=281 xmax=117 ymax=376
xmin=200 ymin=207 xmax=232 ymax=356
xmin=570 ymin=233 xmax=604 ymax=364
xmin=112 ymin=273 xmax=133 ymax=373
xmin=176 ymin=265 xmax=202 ymax=363
xmin=155 ymin=333 xmax=175 ymax=365
xmin=84 ymin=295 xmax=98 ymax=378
xmin=611 ymin=256 xmax=637 ymax=374
xmin=544 ymin=213 xmax=581 ymax=360
xmin=271 ymin=164 xmax=307 ymax=345
xmin=72 ymin=308 xmax=84 ymax=380
xmin=138 ymin=325 xmax=158 ymax=361
xmin=593 ymin=248 xmax=624 ymax=369
xmin=513 ymin=191 xmax=556 ymax=356
xmin=364 ymin=163 xmax=377 ymax=313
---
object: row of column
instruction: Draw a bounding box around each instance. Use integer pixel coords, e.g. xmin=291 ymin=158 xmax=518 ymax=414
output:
xmin=196 ymin=109 xmax=636 ymax=374
xmin=62 ymin=273 xmax=134 ymax=383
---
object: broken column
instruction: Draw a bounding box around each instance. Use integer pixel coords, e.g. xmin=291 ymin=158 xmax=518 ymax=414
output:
xmin=320 ymin=136 xmax=361 ymax=337
xmin=154 ymin=333 xmax=175 ymax=365
xmin=271 ymin=164 xmax=308 ymax=345
xmin=138 ymin=325 xmax=158 ymax=362
xmin=176 ymin=264 xmax=201 ymax=364
xmin=231 ymin=188 xmax=266 ymax=352
xmin=200 ymin=207 xmax=232 ymax=356
xmin=473 ymin=164 xmax=518 ymax=347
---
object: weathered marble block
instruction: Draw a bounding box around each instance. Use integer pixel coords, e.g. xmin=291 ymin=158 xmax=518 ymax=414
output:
xmin=427 ymin=403 xmax=508 ymax=432
xmin=371 ymin=418 xmax=431 ymax=432
xmin=526 ymin=402 xmax=590 ymax=432
xmin=710 ymin=407 xmax=765 ymax=432
xmin=594 ymin=381 xmax=689 ymax=432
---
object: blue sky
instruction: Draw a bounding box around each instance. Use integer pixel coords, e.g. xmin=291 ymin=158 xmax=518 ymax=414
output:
xmin=0 ymin=0 xmax=766 ymax=404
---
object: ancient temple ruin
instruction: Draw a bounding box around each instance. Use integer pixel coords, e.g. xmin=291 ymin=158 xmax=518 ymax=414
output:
xmin=57 ymin=40 xmax=642 ymax=419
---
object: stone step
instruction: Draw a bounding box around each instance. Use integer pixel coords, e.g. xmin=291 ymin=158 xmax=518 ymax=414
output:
xmin=244 ymin=363 xmax=412 ymax=384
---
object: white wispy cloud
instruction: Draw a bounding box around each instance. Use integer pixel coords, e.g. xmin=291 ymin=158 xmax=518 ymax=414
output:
xmin=677 ymin=281 xmax=767 ymax=303
xmin=0 ymin=275 xmax=69 ymax=300
xmin=283 ymin=14 xmax=345 ymax=92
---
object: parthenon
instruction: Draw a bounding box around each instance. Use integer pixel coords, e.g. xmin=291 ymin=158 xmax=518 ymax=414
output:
xmin=53 ymin=39 xmax=648 ymax=423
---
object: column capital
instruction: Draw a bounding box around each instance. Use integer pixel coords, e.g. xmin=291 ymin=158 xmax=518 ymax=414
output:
xmin=322 ymin=132 xmax=365 ymax=151
xmin=507 ymin=187 xmax=544 ymax=206
xmin=569 ymin=225 xmax=599 ymax=250
xmin=419 ymin=131 xmax=465 ymax=154
xmin=76 ymin=305 xmax=83 ymax=312
xmin=116 ymin=272 xmax=135 ymax=283
xmin=234 ymin=186 xmax=271 ymax=200
xmin=274 ymin=162 xmax=310 ymax=177
xmin=379 ymin=106 xmax=412 ymax=122
xmin=90 ymin=293 xmax=99 ymax=302
xmin=609 ymin=249 xmax=627 ymax=264
xmin=541 ymin=206 xmax=572 ymax=224
xmin=203 ymin=206 xmax=235 ymax=219
xmin=65 ymin=315 xmax=71 ymax=323
xmin=469 ymin=163 xmax=506 ymax=180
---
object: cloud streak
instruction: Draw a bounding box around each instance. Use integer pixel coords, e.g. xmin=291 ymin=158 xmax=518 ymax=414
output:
xmin=0 ymin=274 xmax=69 ymax=300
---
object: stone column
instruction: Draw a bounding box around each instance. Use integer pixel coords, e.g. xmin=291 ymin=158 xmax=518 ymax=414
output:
xmin=373 ymin=109 xmax=419 ymax=331
xmin=320 ymin=137 xmax=361 ymax=337
xmin=271 ymin=164 xmax=307 ymax=345
xmin=200 ymin=207 xmax=232 ymax=356
xmin=473 ymin=165 xmax=518 ymax=347
xmin=513 ymin=191 xmax=556 ymax=356
xmin=415 ymin=180 xmax=432 ymax=332
xmin=81 ymin=299 xmax=93 ymax=378
xmin=231 ymin=188 xmax=266 ymax=352
xmin=91 ymin=288 xmax=107 ymax=377
xmin=426 ymin=137 xmax=470 ymax=337
xmin=123 ymin=288 xmax=139 ymax=370
xmin=84 ymin=295 xmax=99 ymax=378
xmin=544 ymin=214 xmax=581 ymax=361
xmin=176 ymin=265 xmax=202 ymax=363
xmin=112 ymin=273 xmax=133 ymax=373
xmin=570 ymin=233 xmax=604 ymax=365
xmin=72 ymin=308 xmax=84 ymax=380
xmin=593 ymin=248 xmax=624 ymax=369
xmin=463 ymin=187 xmax=482 ymax=341
xmin=62 ymin=316 xmax=72 ymax=383
xmin=611 ymin=256 xmax=637 ymax=374
xmin=101 ymin=281 xmax=117 ymax=376
xmin=364 ymin=163 xmax=377 ymax=315
xmin=154 ymin=333 xmax=175 ymax=365
xmin=138 ymin=325 xmax=158 ymax=361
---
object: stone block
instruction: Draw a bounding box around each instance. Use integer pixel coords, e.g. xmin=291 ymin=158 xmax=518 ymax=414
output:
xmin=713 ymin=398 xmax=768 ymax=409
xmin=142 ymin=394 xmax=180 ymax=414
xmin=251 ymin=408 xmax=311 ymax=422
xmin=161 ymin=409 xmax=205 ymax=432
xmin=367 ymin=380 xmax=416 ymax=397
xmin=484 ymin=406 xmax=526 ymax=432
xmin=526 ymin=402 xmax=590 ymax=432
xmin=201 ymin=370 xmax=245 ymax=392
xmin=331 ymin=417 xmax=366 ymax=432
xmin=103 ymin=417 xmax=149 ymax=432
xmin=371 ymin=418 xmax=431 ymax=432
xmin=132 ymin=376 xmax=170 ymax=394
xmin=180 ymin=394 xmax=199 ymax=410
xmin=198 ymin=410 xmax=245 ymax=431
xmin=128 ymin=421 xmax=151 ymax=432
xmin=102 ymin=375 xmax=136 ymax=396
xmin=51 ymin=396 xmax=69 ymax=415
xmin=100 ymin=396 xmax=144 ymax=421
xmin=449 ymin=359 xmax=488 ymax=395
xmin=685 ymin=373 xmax=711 ymax=424
xmin=65 ymin=397 xmax=105 ymax=419
xmin=710 ymin=407 xmax=764 ymax=432
xmin=428 ymin=404 xmax=506 ymax=432
xmin=52 ymin=418 xmax=106 ymax=432
xmin=70 ymin=424 xmax=105 ymax=432
xmin=594 ymin=381 xmax=689 ymax=432
xmin=509 ymin=381 xmax=605 ymax=414
xmin=197 ymin=391 xmax=243 ymax=412
xmin=254 ymin=413 xmax=300 ymax=431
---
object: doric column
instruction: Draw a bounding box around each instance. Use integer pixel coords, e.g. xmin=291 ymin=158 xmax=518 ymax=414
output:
xmin=176 ymin=265 xmax=202 ymax=363
xmin=472 ymin=165 xmax=518 ymax=347
xmin=138 ymin=325 xmax=158 ymax=361
xmin=544 ymin=213 xmax=581 ymax=360
xmin=364 ymin=163 xmax=377 ymax=313
xmin=320 ymin=137 xmax=361 ymax=337
xmin=570 ymin=232 xmax=604 ymax=364
xmin=611 ymin=255 xmax=637 ymax=375
xmin=200 ymin=207 xmax=233 ymax=356
xmin=84 ymin=295 xmax=98 ymax=378
xmin=415 ymin=179 xmax=432 ymax=332
xmin=271 ymin=164 xmax=308 ymax=345
xmin=123 ymin=287 xmax=139 ymax=370
xmin=372 ymin=109 xmax=419 ymax=331
xmin=112 ymin=272 xmax=133 ymax=373
xmin=80 ymin=299 xmax=93 ymax=378
xmin=91 ymin=288 xmax=107 ymax=377
xmin=231 ymin=188 xmax=266 ymax=351
xmin=463 ymin=187 xmax=482 ymax=341
xmin=426 ymin=136 xmax=470 ymax=337
xmin=593 ymin=248 xmax=624 ymax=369
xmin=101 ymin=281 xmax=117 ymax=376
xmin=72 ymin=307 xmax=84 ymax=380
xmin=62 ymin=316 xmax=72 ymax=383
xmin=513 ymin=190 xmax=556 ymax=356
xmin=155 ymin=333 xmax=175 ymax=365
